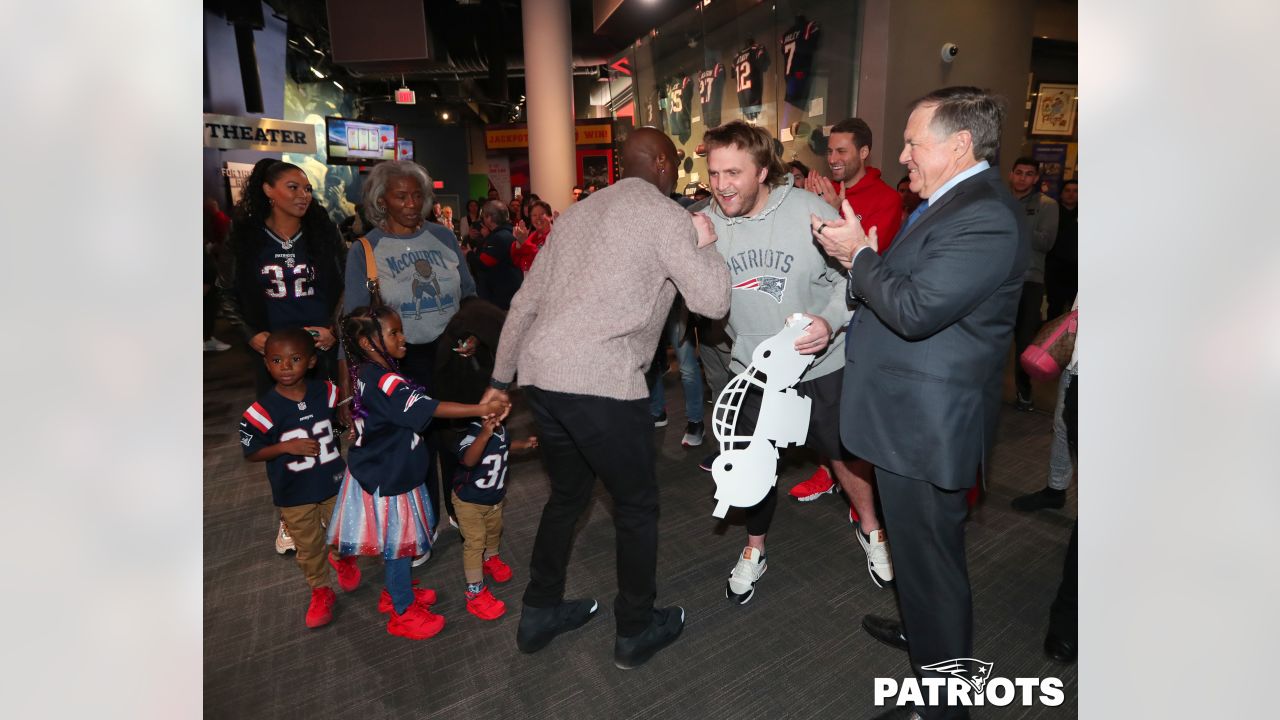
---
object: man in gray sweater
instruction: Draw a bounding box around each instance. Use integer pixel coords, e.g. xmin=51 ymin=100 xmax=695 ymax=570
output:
xmin=483 ymin=128 xmax=730 ymax=670
xmin=1009 ymin=157 xmax=1059 ymax=410
xmin=702 ymin=121 xmax=895 ymax=604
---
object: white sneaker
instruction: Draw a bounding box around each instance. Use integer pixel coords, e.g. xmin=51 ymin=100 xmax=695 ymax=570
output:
xmin=725 ymin=546 xmax=767 ymax=604
xmin=411 ymin=550 xmax=433 ymax=567
xmin=275 ymin=521 xmax=296 ymax=555
xmin=857 ymin=528 xmax=894 ymax=588
xmin=204 ymin=338 xmax=232 ymax=352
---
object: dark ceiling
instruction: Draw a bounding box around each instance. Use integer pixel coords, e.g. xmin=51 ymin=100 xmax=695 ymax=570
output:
xmin=226 ymin=0 xmax=667 ymax=124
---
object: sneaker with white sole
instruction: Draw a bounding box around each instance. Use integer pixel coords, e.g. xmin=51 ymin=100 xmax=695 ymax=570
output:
xmin=698 ymin=452 xmax=718 ymax=472
xmin=856 ymin=528 xmax=894 ymax=589
xmin=275 ymin=521 xmax=295 ymax=555
xmin=653 ymin=411 xmax=669 ymax=428
xmin=411 ymin=550 xmax=432 ymax=567
xmin=725 ymin=546 xmax=767 ymax=604
xmin=681 ymin=421 xmax=705 ymax=447
xmin=788 ymin=466 xmax=837 ymax=502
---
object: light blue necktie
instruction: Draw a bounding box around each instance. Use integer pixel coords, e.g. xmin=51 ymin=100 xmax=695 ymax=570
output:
xmin=903 ymin=201 xmax=929 ymax=231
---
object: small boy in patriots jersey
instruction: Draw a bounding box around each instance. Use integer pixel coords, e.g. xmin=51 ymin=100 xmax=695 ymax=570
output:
xmin=452 ymin=415 xmax=537 ymax=620
xmin=240 ymin=327 xmax=361 ymax=630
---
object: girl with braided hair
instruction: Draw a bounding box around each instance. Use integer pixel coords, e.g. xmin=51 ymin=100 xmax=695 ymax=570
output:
xmin=326 ymin=305 xmax=508 ymax=640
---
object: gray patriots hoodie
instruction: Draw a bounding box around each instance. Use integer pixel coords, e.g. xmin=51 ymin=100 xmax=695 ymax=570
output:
xmin=697 ymin=174 xmax=849 ymax=381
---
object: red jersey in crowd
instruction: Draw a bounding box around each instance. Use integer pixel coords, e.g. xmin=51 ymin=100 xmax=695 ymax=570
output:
xmin=842 ymin=166 xmax=902 ymax=255
xmin=511 ymin=227 xmax=549 ymax=273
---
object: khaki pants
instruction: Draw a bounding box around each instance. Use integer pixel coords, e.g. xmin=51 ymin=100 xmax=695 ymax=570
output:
xmin=279 ymin=496 xmax=336 ymax=589
xmin=452 ymin=492 xmax=503 ymax=575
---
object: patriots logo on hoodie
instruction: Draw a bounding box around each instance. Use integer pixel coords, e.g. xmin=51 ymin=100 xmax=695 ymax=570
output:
xmin=732 ymin=275 xmax=786 ymax=302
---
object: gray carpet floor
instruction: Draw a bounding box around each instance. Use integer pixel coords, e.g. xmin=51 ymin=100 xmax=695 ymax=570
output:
xmin=204 ymin=329 xmax=1077 ymax=719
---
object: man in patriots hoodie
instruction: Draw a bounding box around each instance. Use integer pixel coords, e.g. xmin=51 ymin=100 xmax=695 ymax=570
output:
xmin=699 ymin=120 xmax=895 ymax=605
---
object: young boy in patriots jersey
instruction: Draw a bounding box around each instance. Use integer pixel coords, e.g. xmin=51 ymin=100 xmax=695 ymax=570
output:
xmin=240 ymin=327 xmax=361 ymax=630
xmin=452 ymin=415 xmax=537 ymax=620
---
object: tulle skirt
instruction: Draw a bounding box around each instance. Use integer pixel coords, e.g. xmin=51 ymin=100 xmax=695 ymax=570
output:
xmin=326 ymin=470 xmax=435 ymax=561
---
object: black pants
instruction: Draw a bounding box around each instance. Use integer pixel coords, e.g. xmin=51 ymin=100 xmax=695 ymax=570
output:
xmin=1050 ymin=374 xmax=1078 ymax=647
xmin=521 ymin=386 xmax=658 ymax=637
xmin=1044 ymin=257 xmax=1077 ymax=320
xmin=1014 ymin=281 xmax=1046 ymax=398
xmin=398 ymin=340 xmax=453 ymax=521
xmin=876 ymin=468 xmax=972 ymax=720
xmin=203 ymin=289 xmax=217 ymax=340
xmin=1049 ymin=522 xmax=1078 ymax=645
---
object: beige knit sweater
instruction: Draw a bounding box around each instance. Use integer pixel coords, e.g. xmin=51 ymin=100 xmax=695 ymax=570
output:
xmin=493 ymin=177 xmax=731 ymax=400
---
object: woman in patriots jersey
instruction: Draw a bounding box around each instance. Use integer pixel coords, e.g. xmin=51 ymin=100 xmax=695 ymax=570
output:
xmin=240 ymin=328 xmax=360 ymax=630
xmin=328 ymin=305 xmax=508 ymax=640
xmin=228 ymin=159 xmax=345 ymax=395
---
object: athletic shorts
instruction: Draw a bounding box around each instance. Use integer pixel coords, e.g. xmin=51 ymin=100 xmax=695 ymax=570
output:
xmin=726 ymin=367 xmax=849 ymax=460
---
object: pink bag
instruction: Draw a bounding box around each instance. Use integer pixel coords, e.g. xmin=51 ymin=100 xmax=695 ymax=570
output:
xmin=1020 ymin=309 xmax=1078 ymax=382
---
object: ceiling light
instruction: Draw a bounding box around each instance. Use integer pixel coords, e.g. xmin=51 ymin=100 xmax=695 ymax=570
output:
xmin=332 ymin=81 xmax=344 ymax=90
xmin=310 ymin=67 xmax=325 ymax=79
xmin=303 ymin=35 xmax=316 ymax=47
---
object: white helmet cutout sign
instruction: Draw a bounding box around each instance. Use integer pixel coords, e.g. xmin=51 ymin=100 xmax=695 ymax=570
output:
xmin=710 ymin=314 xmax=817 ymax=518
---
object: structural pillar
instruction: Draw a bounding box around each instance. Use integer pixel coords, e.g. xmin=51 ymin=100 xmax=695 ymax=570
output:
xmin=521 ymin=0 xmax=577 ymax=212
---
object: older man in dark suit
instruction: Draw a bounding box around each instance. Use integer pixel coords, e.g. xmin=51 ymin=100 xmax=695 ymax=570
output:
xmin=812 ymin=86 xmax=1028 ymax=720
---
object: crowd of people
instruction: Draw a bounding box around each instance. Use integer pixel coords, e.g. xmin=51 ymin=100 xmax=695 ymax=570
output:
xmin=207 ymin=84 xmax=1077 ymax=719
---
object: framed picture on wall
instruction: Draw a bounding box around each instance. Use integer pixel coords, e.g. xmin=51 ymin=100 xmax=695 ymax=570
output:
xmin=1032 ymin=83 xmax=1077 ymax=136
xmin=577 ymin=149 xmax=613 ymax=189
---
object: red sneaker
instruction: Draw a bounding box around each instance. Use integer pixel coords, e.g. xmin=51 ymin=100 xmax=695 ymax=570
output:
xmin=378 ymin=582 xmax=438 ymax=614
xmin=466 ymin=587 xmax=507 ymax=621
xmin=483 ymin=554 xmax=513 ymax=583
xmin=328 ymin=553 xmax=361 ymax=592
xmin=788 ymin=466 xmax=836 ymax=502
xmin=305 ymin=587 xmax=336 ymax=629
xmin=386 ymin=602 xmax=446 ymax=640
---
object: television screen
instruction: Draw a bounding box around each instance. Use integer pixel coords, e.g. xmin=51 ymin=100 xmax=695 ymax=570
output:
xmin=396 ymin=139 xmax=414 ymax=161
xmin=326 ymin=117 xmax=396 ymax=164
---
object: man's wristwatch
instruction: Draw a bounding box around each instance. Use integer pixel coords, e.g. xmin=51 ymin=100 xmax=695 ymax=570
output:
xmin=489 ymin=378 xmax=512 ymax=391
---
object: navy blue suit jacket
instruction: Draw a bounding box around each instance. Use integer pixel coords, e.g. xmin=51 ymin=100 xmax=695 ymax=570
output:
xmin=840 ymin=167 xmax=1028 ymax=489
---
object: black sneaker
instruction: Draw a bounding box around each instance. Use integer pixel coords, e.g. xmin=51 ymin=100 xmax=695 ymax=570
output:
xmin=698 ymin=452 xmax=718 ymax=472
xmin=614 ymin=606 xmax=686 ymax=670
xmin=515 ymin=598 xmax=599 ymax=654
xmin=681 ymin=421 xmax=705 ymax=447
xmin=1015 ymin=391 xmax=1034 ymax=412
xmin=653 ymin=411 xmax=669 ymax=428
xmin=1010 ymin=487 xmax=1066 ymax=512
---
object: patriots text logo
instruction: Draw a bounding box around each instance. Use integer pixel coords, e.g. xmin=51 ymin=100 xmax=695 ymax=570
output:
xmin=921 ymin=658 xmax=995 ymax=694
xmin=732 ymin=275 xmax=786 ymax=302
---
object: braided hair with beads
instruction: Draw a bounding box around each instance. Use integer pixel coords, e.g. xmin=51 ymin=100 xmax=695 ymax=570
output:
xmin=339 ymin=305 xmax=428 ymax=422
